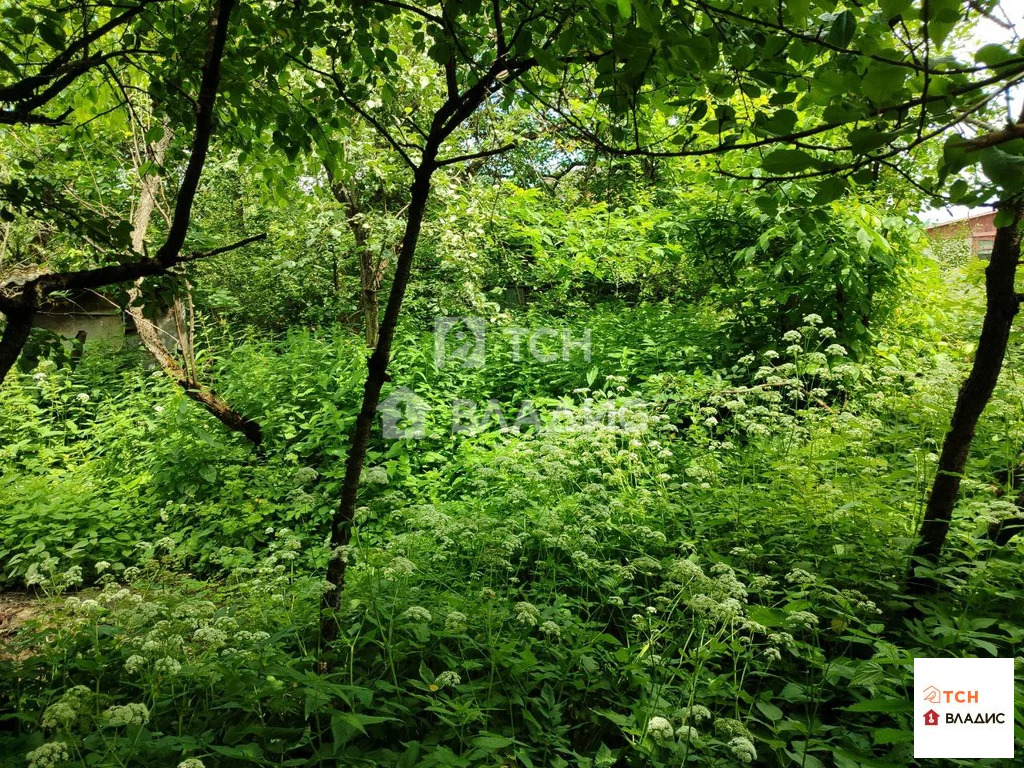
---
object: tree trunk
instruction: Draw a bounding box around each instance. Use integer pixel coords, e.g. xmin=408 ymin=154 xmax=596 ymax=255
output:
xmin=328 ymin=176 xmax=383 ymax=348
xmin=321 ymin=161 xmax=433 ymax=643
xmin=907 ymin=200 xmax=1024 ymax=595
xmin=0 ymin=0 xmax=238 ymax=392
xmin=361 ymin=247 xmax=380 ymax=349
xmin=126 ymin=121 xmax=262 ymax=446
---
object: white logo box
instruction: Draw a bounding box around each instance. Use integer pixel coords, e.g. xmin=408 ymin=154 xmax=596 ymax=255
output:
xmin=914 ymin=657 xmax=1015 ymax=759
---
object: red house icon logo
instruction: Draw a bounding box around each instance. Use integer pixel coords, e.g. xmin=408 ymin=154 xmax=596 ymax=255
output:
xmin=924 ymin=709 xmax=940 ymax=726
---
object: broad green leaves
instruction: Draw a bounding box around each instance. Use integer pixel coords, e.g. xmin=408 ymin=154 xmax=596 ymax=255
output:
xmin=762 ymin=149 xmax=819 ymax=174
xmin=826 ymin=11 xmax=858 ymax=49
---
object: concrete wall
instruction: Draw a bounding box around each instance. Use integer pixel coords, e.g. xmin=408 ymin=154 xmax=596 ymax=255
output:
xmin=33 ymin=294 xmax=126 ymax=350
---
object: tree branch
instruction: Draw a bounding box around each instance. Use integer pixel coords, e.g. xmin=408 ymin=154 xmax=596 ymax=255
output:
xmin=154 ymin=0 xmax=236 ymax=263
xmin=437 ymin=142 xmax=517 ymax=166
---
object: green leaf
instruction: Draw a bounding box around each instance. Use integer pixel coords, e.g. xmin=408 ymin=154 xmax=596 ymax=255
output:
xmin=826 ymin=11 xmax=857 ymax=49
xmin=848 ymin=127 xmax=895 ymax=155
xmin=0 ymin=48 xmax=18 ymax=76
xmin=616 ymin=0 xmax=632 ymax=20
xmin=11 ymin=15 xmax=36 ymax=34
xmin=38 ymin=20 xmax=66 ymax=49
xmin=427 ymin=39 xmax=452 ymax=64
xmin=811 ymin=176 xmax=847 ymax=205
xmin=861 ymin=63 xmax=906 ymax=104
xmin=756 ymin=701 xmax=783 ymax=721
xmin=762 ymin=149 xmax=817 ymax=174
xmin=975 ymin=43 xmax=1012 ymax=67
xmin=785 ymin=749 xmax=826 ymax=768
xmin=144 ymin=124 xmax=165 ymax=145
xmin=843 ymin=698 xmax=912 ymax=713
xmin=471 ymin=734 xmax=515 ymax=750
xmin=209 ymin=744 xmax=264 ymax=760
xmin=994 ymin=206 xmax=1018 ymax=228
xmin=758 ymin=109 xmax=797 ymax=136
xmin=980 ymin=147 xmax=1024 ymax=193
xmin=873 ymin=728 xmax=915 ymax=745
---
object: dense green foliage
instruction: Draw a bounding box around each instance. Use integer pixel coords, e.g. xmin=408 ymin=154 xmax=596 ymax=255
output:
xmin=3 ymin=257 xmax=1024 ymax=766
xmin=3 ymin=0 xmax=1024 ymax=766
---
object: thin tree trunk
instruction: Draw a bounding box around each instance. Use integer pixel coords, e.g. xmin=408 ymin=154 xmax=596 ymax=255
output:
xmin=0 ymin=0 xmax=238 ymax=392
xmin=318 ymin=50 xmax=531 ymax=645
xmin=907 ymin=199 xmax=1024 ymax=595
xmin=329 ymin=176 xmax=382 ymax=348
xmin=321 ymin=161 xmax=434 ymax=642
xmin=127 ymin=121 xmax=262 ymax=446
xmin=361 ymin=248 xmax=380 ymax=349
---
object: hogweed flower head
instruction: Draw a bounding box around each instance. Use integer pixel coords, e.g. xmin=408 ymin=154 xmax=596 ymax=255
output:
xmin=154 ymin=657 xmax=182 ymax=675
xmin=728 ymin=736 xmax=757 ymax=764
xmin=401 ymin=606 xmax=432 ymax=623
xmin=434 ymin=670 xmax=461 ymax=688
xmin=682 ymin=704 xmax=711 ymax=724
xmin=539 ymin=620 xmax=560 ymax=638
xmin=514 ymin=602 xmax=539 ymax=627
xmin=646 ymin=716 xmax=674 ymax=740
xmin=101 ymin=703 xmax=150 ymax=727
xmin=26 ymin=742 xmax=71 ymax=768
xmin=444 ymin=611 xmax=468 ymax=633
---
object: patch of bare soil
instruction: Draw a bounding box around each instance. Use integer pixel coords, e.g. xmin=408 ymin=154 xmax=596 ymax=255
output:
xmin=0 ymin=592 xmax=39 ymax=660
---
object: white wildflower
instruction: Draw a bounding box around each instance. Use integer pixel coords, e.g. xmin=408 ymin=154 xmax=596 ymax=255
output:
xmin=401 ymin=606 xmax=432 ymax=623
xmin=786 ymin=610 xmax=819 ymax=630
xmin=514 ymin=602 xmax=539 ymax=627
xmin=382 ymin=556 xmax=415 ymax=579
xmin=445 ymin=611 xmax=468 ymax=633
xmin=539 ymin=620 xmax=561 ymax=638
xmin=676 ymin=724 xmax=700 ymax=742
xmin=154 ymin=657 xmax=181 ymax=675
xmin=41 ymin=702 xmax=78 ymax=730
xmin=786 ymin=568 xmax=815 ymax=585
xmin=646 ymin=716 xmax=674 ymax=740
xmin=192 ymin=626 xmax=228 ymax=647
xmin=101 ymin=703 xmax=150 ymax=727
xmin=682 ymin=704 xmax=711 ymax=723
xmin=728 ymin=736 xmax=757 ymax=764
xmin=434 ymin=670 xmax=461 ymax=688
xmin=26 ymin=742 xmax=71 ymax=768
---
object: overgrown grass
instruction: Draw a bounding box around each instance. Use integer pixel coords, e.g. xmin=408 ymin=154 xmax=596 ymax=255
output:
xmin=1 ymin=267 xmax=1023 ymax=767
